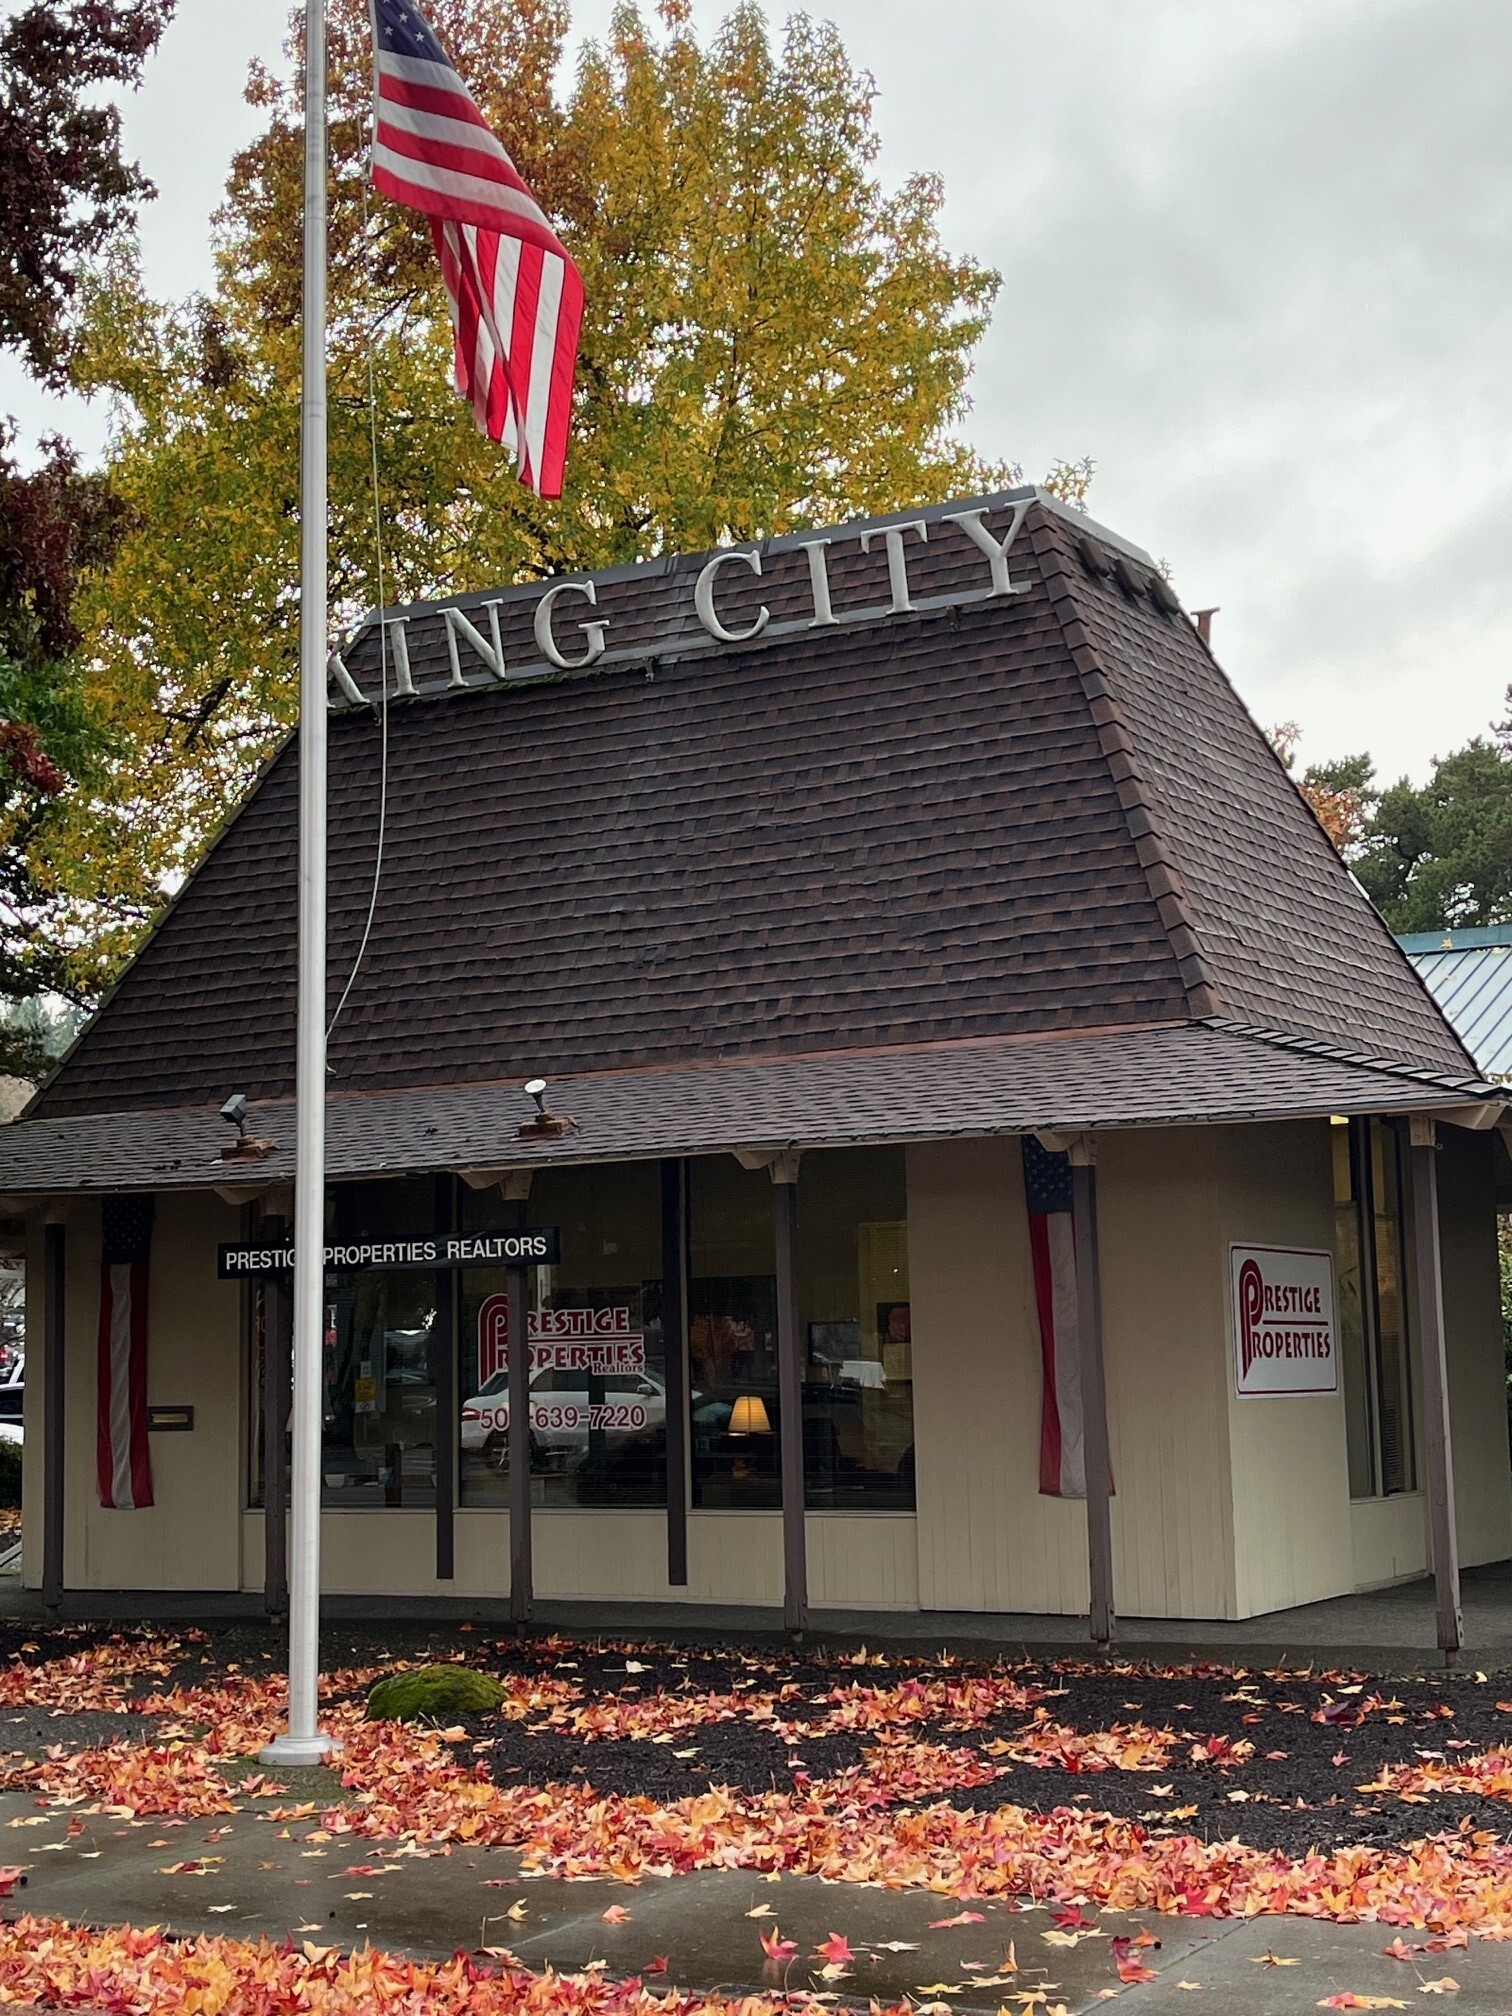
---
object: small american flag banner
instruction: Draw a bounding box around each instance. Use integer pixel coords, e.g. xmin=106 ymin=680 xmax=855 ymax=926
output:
xmin=370 ymin=0 xmax=584 ymax=498
xmin=1021 ymin=1137 xmax=1101 ymax=1500
xmin=96 ymin=1196 xmax=154 ymax=1510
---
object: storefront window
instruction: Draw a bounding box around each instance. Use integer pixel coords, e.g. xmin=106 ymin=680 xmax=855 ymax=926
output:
xmin=1334 ymin=1117 xmax=1415 ymax=1499
xmin=688 ymin=1149 xmax=915 ymax=1511
xmin=459 ymin=1162 xmax=665 ymax=1508
xmin=689 ymin=1157 xmax=780 ymax=1508
xmin=799 ymin=1148 xmax=914 ymax=1509
xmin=322 ymin=1179 xmax=439 ymax=1507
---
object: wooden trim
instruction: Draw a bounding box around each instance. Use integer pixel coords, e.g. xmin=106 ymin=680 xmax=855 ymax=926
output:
xmin=263 ymin=1266 xmax=291 ymax=1616
xmin=42 ymin=1221 xmax=66 ymax=1610
xmin=660 ymin=1159 xmax=689 ymax=1585
xmin=773 ymin=1179 xmax=807 ymax=1635
xmin=1072 ymin=1162 xmax=1115 ymax=1646
xmin=507 ymin=1260 xmax=532 ymax=1623
xmin=1409 ymin=1130 xmax=1462 ymax=1660
xmin=434 ymin=1174 xmax=457 ymax=1582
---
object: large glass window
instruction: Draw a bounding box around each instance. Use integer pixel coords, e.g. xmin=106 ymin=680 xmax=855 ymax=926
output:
xmin=322 ymin=1179 xmax=440 ymax=1507
xmin=688 ymin=1149 xmax=915 ymax=1510
xmin=248 ymin=1180 xmax=441 ymax=1511
xmin=459 ymin=1162 xmax=666 ymax=1509
xmin=1334 ymin=1117 xmax=1415 ymax=1499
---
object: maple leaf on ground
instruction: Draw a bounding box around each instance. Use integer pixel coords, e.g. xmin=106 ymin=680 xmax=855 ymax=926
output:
xmin=1117 ymin=1957 xmax=1159 ymax=1983
xmin=929 ymin=1911 xmax=985 ymax=1929
xmin=1383 ymin=1937 xmax=1419 ymax=1961
xmin=1418 ymin=1979 xmax=1459 ymax=1995
xmin=601 ymin=1905 xmax=631 ymax=1924
xmin=1253 ymin=1951 xmax=1301 ymax=1967
xmin=644 ymin=1955 xmax=669 ymax=1974
xmin=761 ymin=1928 xmax=798 ymax=1961
xmin=1050 ymin=1905 xmax=1095 ymax=1930
xmin=1317 ymin=1997 xmax=1409 ymax=2011
xmin=813 ymin=1933 xmax=853 ymax=1965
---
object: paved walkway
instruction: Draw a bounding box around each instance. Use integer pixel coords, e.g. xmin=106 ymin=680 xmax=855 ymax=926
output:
xmin=6 ymin=1560 xmax=1512 ymax=1669
xmin=3 ymin=1790 xmax=1508 ymax=2014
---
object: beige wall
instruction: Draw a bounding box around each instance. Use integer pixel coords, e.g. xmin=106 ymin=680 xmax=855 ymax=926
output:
xmin=1217 ymin=1122 xmax=1356 ymax=1618
xmin=238 ymin=1509 xmax=916 ymax=1609
xmin=23 ymin=1191 xmax=245 ymax=1592
xmin=908 ymin=1131 xmax=1238 ymax=1620
xmin=24 ymin=1125 xmax=1511 ymax=1617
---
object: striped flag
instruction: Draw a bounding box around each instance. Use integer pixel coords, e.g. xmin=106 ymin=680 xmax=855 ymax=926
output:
xmin=96 ymin=1196 xmax=154 ymax=1511
xmin=1021 ymin=1137 xmax=1088 ymax=1499
xmin=370 ymin=0 xmax=583 ymax=498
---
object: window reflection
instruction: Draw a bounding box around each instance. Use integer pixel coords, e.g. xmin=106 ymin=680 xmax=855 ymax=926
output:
xmin=687 ymin=1149 xmax=916 ymax=1510
xmin=459 ymin=1163 xmax=666 ymax=1508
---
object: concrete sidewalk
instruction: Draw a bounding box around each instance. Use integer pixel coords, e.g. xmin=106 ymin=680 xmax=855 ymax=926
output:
xmin=5 ymin=1559 xmax=1512 ymax=1670
xmin=4 ymin=1791 xmax=1509 ymax=2015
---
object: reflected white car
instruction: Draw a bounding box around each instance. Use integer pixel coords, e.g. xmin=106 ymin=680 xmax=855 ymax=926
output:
xmin=461 ymin=1368 xmax=666 ymax=1461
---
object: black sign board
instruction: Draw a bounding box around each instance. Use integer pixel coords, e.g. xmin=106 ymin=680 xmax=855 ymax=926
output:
xmin=217 ymin=1228 xmax=561 ymax=1280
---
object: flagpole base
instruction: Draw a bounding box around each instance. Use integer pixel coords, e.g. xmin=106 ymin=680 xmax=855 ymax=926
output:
xmin=259 ymin=1731 xmax=341 ymax=1767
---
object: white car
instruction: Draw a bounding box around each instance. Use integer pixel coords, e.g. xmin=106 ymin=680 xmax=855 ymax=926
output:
xmin=461 ymin=1367 xmax=666 ymax=1464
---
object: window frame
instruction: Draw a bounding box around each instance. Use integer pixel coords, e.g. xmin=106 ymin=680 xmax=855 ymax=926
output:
xmin=1338 ymin=1116 xmax=1417 ymax=1501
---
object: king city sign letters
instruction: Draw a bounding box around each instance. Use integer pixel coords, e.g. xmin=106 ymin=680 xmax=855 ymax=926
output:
xmin=1229 ymin=1243 xmax=1339 ymax=1398
xmin=327 ymin=495 xmax=1042 ymax=710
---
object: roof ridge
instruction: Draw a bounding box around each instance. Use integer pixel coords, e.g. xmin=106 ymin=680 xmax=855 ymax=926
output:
xmin=1200 ymin=1015 xmax=1497 ymax=1100
xmin=1029 ymin=508 xmax=1223 ymax=1021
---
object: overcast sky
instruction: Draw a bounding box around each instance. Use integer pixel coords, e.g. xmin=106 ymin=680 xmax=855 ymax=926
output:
xmin=4 ymin=0 xmax=1508 ymax=783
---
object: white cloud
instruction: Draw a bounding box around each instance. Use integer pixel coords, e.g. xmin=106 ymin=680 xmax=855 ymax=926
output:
xmin=6 ymin=0 xmax=1508 ymax=781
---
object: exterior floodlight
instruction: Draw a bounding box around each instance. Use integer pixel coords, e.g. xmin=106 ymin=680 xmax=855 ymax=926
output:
xmin=518 ymin=1075 xmax=577 ymax=1142
xmin=217 ymin=1091 xmax=278 ymax=1164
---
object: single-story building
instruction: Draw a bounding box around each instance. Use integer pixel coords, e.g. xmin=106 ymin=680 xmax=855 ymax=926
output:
xmin=5 ymin=486 xmax=1509 ymax=1645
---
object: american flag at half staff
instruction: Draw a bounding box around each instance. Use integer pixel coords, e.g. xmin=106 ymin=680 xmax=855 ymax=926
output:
xmin=370 ymin=0 xmax=584 ymax=498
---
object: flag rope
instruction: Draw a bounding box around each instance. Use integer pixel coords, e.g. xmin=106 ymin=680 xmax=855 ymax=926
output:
xmin=326 ymin=174 xmax=392 ymax=1045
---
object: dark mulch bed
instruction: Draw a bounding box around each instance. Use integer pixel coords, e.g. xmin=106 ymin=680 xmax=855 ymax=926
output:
xmin=5 ymin=1621 xmax=1512 ymax=1858
xmin=0 ymin=1709 xmax=160 ymax=1756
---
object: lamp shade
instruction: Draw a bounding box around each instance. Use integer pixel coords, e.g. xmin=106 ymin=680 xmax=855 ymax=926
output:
xmin=728 ymin=1393 xmax=772 ymax=1436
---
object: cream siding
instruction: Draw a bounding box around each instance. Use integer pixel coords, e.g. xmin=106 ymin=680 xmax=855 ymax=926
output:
xmin=240 ymin=1509 xmax=915 ymax=1608
xmin=24 ymin=1122 xmax=1512 ymax=1617
xmin=1219 ymin=1121 xmax=1355 ymax=1618
xmin=23 ymin=1192 xmax=244 ymax=1592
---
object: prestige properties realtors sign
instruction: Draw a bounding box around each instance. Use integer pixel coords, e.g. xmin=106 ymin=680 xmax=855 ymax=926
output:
xmin=218 ymin=1228 xmax=560 ymax=1278
xmin=1229 ymin=1244 xmax=1339 ymax=1397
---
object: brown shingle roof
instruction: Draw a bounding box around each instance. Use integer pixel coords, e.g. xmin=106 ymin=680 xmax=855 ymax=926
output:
xmin=0 ymin=1023 xmax=1494 ymax=1200
xmin=23 ymin=486 xmax=1476 ymax=1137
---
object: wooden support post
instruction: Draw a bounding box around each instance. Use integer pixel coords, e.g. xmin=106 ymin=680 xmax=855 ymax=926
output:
xmin=507 ymin=1260 xmax=532 ymax=1626
xmin=42 ymin=1221 xmax=66 ymax=1612
xmin=1070 ymin=1150 xmax=1115 ymax=1647
xmin=434 ymin=1175 xmax=457 ymax=1583
xmin=1410 ymin=1117 xmax=1462 ymax=1664
xmin=660 ymin=1158 xmax=689 ymax=1587
xmin=263 ymin=1251 xmax=291 ymax=1616
xmin=773 ymin=1171 xmax=807 ymax=1637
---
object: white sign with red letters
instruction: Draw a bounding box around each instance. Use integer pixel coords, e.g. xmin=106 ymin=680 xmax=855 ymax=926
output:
xmin=1229 ymin=1244 xmax=1339 ymax=1397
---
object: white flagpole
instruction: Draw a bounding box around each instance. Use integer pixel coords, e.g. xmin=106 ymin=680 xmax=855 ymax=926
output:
xmin=262 ymin=0 xmax=334 ymax=1767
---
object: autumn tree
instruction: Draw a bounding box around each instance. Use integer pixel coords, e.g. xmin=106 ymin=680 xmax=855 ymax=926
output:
xmin=53 ymin=0 xmax=1025 ymax=996
xmin=0 ymin=1 xmax=175 ymax=1056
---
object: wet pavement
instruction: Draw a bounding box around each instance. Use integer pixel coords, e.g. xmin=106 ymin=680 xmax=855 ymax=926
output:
xmin=7 ymin=1788 xmax=1512 ymax=2011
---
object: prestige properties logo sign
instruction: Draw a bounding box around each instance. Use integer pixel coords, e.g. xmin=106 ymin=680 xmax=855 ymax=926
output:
xmin=1229 ymin=1244 xmax=1339 ymax=1397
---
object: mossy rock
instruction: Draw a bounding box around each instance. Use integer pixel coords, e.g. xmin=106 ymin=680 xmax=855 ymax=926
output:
xmin=365 ymin=1665 xmax=505 ymax=1723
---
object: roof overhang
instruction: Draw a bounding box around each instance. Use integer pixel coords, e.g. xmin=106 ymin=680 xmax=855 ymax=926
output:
xmin=0 ymin=1021 xmax=1495 ymax=1202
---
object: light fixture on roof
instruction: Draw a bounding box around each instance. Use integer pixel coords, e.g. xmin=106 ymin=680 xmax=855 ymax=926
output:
xmin=217 ymin=1091 xmax=278 ymax=1162
xmin=517 ymin=1076 xmax=576 ymax=1142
